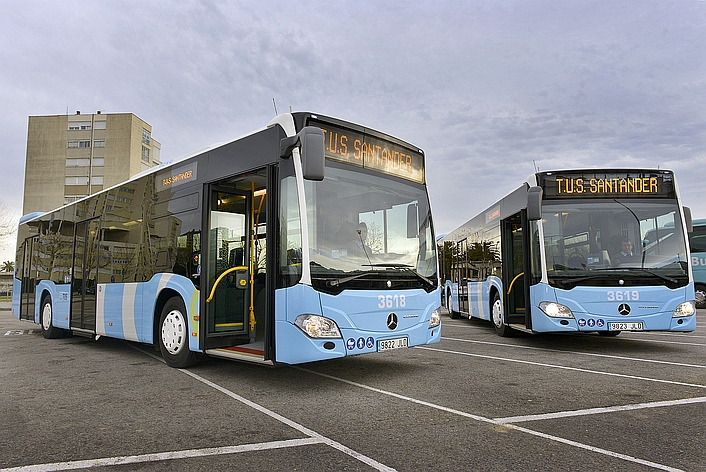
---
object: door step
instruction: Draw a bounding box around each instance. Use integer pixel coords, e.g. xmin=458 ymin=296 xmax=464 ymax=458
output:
xmin=71 ymin=328 xmax=97 ymax=339
xmin=509 ymin=324 xmax=533 ymax=334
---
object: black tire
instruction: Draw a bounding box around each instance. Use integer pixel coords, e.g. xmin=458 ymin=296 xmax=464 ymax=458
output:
xmin=598 ymin=330 xmax=621 ymax=337
xmin=447 ymin=290 xmax=460 ymax=319
xmin=158 ymin=297 xmax=199 ymax=368
xmin=491 ymin=292 xmax=513 ymax=337
xmin=40 ymin=295 xmax=66 ymax=339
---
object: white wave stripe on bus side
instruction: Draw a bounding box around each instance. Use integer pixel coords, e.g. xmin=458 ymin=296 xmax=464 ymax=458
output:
xmin=158 ymin=273 xmax=174 ymax=293
xmin=96 ymin=284 xmax=106 ymax=336
xmin=122 ymin=284 xmax=139 ymax=342
xmin=477 ymin=283 xmax=486 ymax=321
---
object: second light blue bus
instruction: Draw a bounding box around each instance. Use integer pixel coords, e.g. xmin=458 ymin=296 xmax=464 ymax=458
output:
xmin=439 ymin=169 xmax=696 ymax=336
xmin=689 ymin=218 xmax=706 ymax=308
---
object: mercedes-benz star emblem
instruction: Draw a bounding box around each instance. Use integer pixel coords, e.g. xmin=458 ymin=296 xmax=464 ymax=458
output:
xmin=617 ymin=303 xmax=631 ymax=316
xmin=386 ymin=313 xmax=398 ymax=330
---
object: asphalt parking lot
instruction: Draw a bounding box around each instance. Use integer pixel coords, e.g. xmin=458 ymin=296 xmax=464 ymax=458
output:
xmin=1 ymin=303 xmax=704 ymax=471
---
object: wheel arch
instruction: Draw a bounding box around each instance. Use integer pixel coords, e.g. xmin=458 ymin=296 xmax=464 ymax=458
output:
xmin=487 ymin=277 xmax=504 ymax=318
xmin=694 ymin=282 xmax=706 ymax=308
xmin=153 ymin=288 xmax=182 ymax=347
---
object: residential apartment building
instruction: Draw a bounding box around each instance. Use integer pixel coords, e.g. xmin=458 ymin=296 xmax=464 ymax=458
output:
xmin=22 ymin=111 xmax=161 ymax=215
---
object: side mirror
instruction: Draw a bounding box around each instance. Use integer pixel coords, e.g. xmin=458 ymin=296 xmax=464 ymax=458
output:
xmin=527 ymin=186 xmax=543 ymax=221
xmin=684 ymin=206 xmax=693 ymax=233
xmin=407 ymin=203 xmax=418 ymax=238
xmin=280 ymin=126 xmax=325 ymax=181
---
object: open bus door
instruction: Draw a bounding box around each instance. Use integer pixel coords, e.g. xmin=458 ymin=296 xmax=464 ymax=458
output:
xmin=203 ymin=185 xmax=252 ymax=349
xmin=500 ymin=211 xmax=532 ymax=331
xmin=457 ymin=238 xmax=469 ymax=315
xmin=18 ymin=236 xmax=36 ymax=321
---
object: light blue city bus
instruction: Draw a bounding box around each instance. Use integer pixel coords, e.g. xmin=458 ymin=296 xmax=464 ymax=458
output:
xmin=688 ymin=218 xmax=706 ymax=308
xmin=12 ymin=112 xmax=441 ymax=367
xmin=439 ymin=169 xmax=696 ymax=336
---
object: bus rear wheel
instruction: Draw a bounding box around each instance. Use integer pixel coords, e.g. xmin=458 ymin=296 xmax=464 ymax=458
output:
xmin=40 ymin=295 xmax=66 ymax=339
xmin=491 ymin=292 xmax=513 ymax=337
xmin=159 ymin=297 xmax=199 ymax=368
xmin=447 ymin=291 xmax=460 ymax=319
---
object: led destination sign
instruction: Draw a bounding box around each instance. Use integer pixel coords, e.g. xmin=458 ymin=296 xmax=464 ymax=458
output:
xmin=540 ymin=171 xmax=675 ymax=199
xmin=156 ymin=163 xmax=198 ymax=192
xmin=310 ymin=120 xmax=424 ymax=183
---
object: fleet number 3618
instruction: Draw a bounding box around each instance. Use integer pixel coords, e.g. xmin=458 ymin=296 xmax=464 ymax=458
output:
xmin=378 ymin=295 xmax=406 ymax=308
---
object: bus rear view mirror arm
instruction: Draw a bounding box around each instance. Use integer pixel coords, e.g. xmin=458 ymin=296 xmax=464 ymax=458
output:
xmin=280 ymin=126 xmax=325 ymax=181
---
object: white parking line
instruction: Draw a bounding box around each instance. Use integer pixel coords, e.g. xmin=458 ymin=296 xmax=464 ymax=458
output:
xmin=419 ymin=346 xmax=706 ymax=389
xmin=442 ymin=321 xmax=706 ymax=340
xmin=179 ymin=368 xmax=396 ymax=472
xmin=494 ymin=396 xmax=706 ymax=424
xmin=442 ymin=336 xmax=706 ymax=368
xmin=297 ymin=367 xmax=684 ymax=472
xmin=617 ymin=337 xmax=706 ymax=347
xmin=625 ymin=332 xmax=706 ymax=339
xmin=1 ymin=438 xmax=325 ymax=472
xmin=3 ymin=346 xmax=396 ymax=472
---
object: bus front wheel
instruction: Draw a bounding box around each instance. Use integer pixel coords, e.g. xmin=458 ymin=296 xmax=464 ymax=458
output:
xmin=491 ymin=293 xmax=513 ymax=337
xmin=40 ymin=295 xmax=66 ymax=339
xmin=159 ymin=297 xmax=199 ymax=368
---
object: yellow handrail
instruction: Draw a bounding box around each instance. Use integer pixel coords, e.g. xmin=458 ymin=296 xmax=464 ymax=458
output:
xmin=507 ymin=271 xmax=524 ymax=295
xmin=206 ymin=265 xmax=248 ymax=303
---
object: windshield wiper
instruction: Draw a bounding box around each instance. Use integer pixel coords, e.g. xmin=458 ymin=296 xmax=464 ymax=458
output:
xmin=549 ymin=274 xmax=608 ymax=288
xmin=326 ymin=271 xmax=373 ymax=287
xmin=634 ymin=268 xmax=678 ymax=284
xmin=365 ymin=263 xmax=436 ymax=287
xmin=550 ymin=269 xmax=680 ymax=289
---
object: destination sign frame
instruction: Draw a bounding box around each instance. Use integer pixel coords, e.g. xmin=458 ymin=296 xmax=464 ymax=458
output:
xmin=539 ymin=171 xmax=675 ymax=199
xmin=308 ymin=119 xmax=425 ymax=184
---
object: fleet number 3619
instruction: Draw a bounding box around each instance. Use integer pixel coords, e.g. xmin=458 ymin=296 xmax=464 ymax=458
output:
xmin=607 ymin=290 xmax=639 ymax=301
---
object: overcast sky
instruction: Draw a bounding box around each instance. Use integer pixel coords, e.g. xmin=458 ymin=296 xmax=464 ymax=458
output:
xmin=1 ymin=0 xmax=704 ymax=262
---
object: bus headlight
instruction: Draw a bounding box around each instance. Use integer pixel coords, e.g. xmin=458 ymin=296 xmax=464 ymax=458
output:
xmin=673 ymin=301 xmax=696 ymax=318
xmin=539 ymin=301 xmax=574 ymax=318
xmin=294 ymin=315 xmax=342 ymax=338
xmin=429 ymin=308 xmax=441 ymax=328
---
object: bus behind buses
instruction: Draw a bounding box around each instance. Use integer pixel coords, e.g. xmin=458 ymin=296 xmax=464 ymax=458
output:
xmin=689 ymin=218 xmax=706 ymax=308
xmin=440 ymin=169 xmax=696 ymax=336
xmin=13 ymin=112 xmax=441 ymax=367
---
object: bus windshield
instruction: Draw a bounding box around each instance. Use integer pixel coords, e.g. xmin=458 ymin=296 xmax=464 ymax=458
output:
xmin=541 ymin=199 xmax=689 ymax=289
xmin=306 ymin=164 xmax=436 ymax=292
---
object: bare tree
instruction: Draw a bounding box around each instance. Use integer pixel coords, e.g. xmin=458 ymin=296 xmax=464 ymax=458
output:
xmin=0 ymin=201 xmax=17 ymax=250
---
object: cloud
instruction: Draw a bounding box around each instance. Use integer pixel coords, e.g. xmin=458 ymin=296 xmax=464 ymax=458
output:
xmin=0 ymin=0 xmax=704 ymax=260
